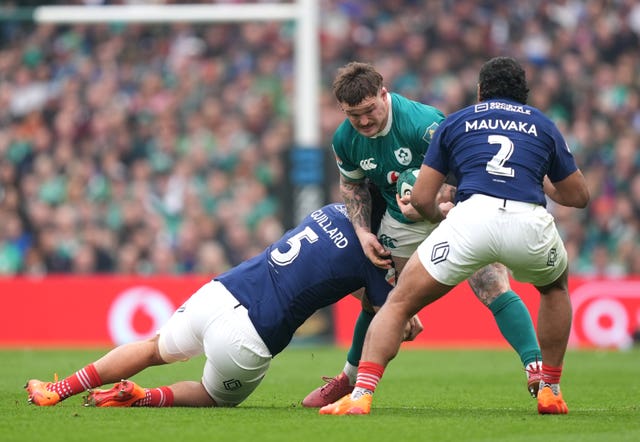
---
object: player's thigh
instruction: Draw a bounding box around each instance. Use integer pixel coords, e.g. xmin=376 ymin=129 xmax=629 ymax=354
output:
xmin=504 ymin=208 xmax=568 ymax=287
xmin=158 ymin=281 xmax=225 ymax=363
xmin=391 ymin=252 xmax=453 ymax=315
xmin=201 ymin=305 xmax=272 ymax=407
xmin=377 ymin=211 xmax=437 ymax=259
xmin=416 ymin=206 xmax=493 ymax=286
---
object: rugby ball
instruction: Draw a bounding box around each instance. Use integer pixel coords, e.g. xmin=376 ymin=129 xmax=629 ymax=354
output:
xmin=396 ymin=168 xmax=419 ymax=197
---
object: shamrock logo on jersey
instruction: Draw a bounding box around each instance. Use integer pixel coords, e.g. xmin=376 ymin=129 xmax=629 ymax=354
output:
xmin=394 ymin=147 xmax=412 ymax=166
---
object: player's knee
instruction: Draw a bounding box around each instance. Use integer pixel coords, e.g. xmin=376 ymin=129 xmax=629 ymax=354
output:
xmin=536 ymin=268 xmax=569 ymax=295
xmin=468 ymin=263 xmax=511 ymax=305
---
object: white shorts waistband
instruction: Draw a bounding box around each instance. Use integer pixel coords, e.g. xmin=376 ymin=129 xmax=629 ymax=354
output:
xmin=467 ymin=194 xmax=540 ymax=211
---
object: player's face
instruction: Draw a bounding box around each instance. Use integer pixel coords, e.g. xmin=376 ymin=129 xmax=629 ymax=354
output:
xmin=340 ymin=88 xmax=389 ymax=137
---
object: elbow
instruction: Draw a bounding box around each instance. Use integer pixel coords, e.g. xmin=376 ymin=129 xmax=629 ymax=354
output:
xmin=575 ymin=189 xmax=590 ymax=209
xmin=571 ymin=182 xmax=591 ymax=209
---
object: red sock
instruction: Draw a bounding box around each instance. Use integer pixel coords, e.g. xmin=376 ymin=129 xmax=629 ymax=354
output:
xmin=541 ymin=363 xmax=562 ymax=385
xmin=354 ymin=361 xmax=385 ymax=392
xmin=132 ymin=386 xmax=174 ymax=407
xmin=48 ymin=363 xmax=103 ymax=399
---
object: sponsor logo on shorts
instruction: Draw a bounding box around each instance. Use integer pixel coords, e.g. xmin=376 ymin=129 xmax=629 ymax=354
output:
xmin=378 ymin=234 xmax=397 ymax=249
xmin=223 ymin=379 xmax=243 ymax=391
xmin=431 ymin=242 xmax=449 ymax=264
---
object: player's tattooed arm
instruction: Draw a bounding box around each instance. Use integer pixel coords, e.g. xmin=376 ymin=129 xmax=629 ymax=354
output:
xmin=340 ymin=177 xmax=372 ymax=232
xmin=340 ymin=176 xmax=392 ymax=269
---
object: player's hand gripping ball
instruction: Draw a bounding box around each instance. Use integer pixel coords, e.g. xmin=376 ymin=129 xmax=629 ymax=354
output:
xmin=396 ymin=168 xmax=419 ymax=197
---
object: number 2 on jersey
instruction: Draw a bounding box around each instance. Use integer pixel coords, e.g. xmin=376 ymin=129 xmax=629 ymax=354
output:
xmin=270 ymin=227 xmax=319 ymax=266
xmin=485 ymin=134 xmax=515 ymax=177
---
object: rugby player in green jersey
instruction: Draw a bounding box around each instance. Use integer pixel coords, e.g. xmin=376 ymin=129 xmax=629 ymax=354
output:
xmin=302 ymin=62 xmax=542 ymax=407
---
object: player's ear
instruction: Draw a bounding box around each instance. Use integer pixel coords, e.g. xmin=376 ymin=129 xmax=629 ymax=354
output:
xmin=476 ymin=84 xmax=481 ymax=101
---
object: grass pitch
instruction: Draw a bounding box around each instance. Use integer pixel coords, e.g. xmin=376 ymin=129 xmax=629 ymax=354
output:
xmin=1 ymin=346 xmax=638 ymax=442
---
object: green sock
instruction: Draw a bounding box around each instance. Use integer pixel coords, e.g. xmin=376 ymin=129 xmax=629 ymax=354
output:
xmin=346 ymin=310 xmax=375 ymax=366
xmin=489 ymin=291 xmax=541 ymax=367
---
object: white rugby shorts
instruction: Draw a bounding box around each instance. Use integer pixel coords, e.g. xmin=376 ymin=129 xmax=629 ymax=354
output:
xmin=416 ymin=194 xmax=568 ymax=287
xmin=377 ymin=210 xmax=439 ymax=258
xmin=158 ymin=280 xmax=272 ymax=407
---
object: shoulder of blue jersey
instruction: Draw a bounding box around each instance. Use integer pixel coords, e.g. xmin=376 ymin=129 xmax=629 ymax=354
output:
xmin=396 ymin=168 xmax=419 ymax=196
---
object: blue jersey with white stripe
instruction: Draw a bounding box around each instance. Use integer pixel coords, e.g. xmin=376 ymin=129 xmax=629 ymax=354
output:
xmin=216 ymin=204 xmax=392 ymax=356
xmin=424 ymin=99 xmax=578 ymax=206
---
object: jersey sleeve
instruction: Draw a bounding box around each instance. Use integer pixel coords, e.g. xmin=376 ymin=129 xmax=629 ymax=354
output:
xmin=423 ymin=121 xmax=450 ymax=175
xmin=332 ymin=122 xmax=366 ymax=182
xmin=546 ymin=122 xmax=579 ymax=183
xmin=404 ymin=98 xmax=445 ymax=157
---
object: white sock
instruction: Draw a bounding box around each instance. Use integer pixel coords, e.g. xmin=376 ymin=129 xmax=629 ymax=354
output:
xmin=342 ymin=361 xmax=358 ymax=385
xmin=525 ymin=360 xmax=542 ymax=374
xmin=541 ymin=382 xmax=561 ymax=395
xmin=350 ymin=386 xmax=373 ymax=400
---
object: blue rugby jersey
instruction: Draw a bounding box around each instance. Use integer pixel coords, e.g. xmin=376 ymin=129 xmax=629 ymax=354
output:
xmin=424 ymin=99 xmax=578 ymax=206
xmin=216 ymin=204 xmax=392 ymax=356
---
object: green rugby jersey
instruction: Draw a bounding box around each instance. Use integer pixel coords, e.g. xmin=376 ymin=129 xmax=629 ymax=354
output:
xmin=332 ymin=92 xmax=444 ymax=223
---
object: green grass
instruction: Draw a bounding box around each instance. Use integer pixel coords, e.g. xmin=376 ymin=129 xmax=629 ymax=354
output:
xmin=1 ymin=346 xmax=638 ymax=442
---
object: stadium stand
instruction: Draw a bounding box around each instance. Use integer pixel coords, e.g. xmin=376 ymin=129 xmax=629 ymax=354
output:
xmin=0 ymin=0 xmax=638 ymax=276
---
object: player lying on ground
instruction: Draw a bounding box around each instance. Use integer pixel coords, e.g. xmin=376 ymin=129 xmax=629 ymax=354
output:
xmin=319 ymin=56 xmax=589 ymax=416
xmin=25 ymin=203 xmax=422 ymax=407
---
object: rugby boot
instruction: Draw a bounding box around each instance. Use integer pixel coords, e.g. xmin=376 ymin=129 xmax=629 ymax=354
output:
xmin=84 ymin=379 xmax=145 ymax=407
xmin=302 ymin=372 xmax=354 ymax=408
xmin=526 ymin=363 xmax=542 ymax=398
xmin=25 ymin=377 xmax=61 ymax=406
xmin=319 ymin=393 xmax=372 ymax=415
xmin=537 ymin=385 xmax=569 ymax=414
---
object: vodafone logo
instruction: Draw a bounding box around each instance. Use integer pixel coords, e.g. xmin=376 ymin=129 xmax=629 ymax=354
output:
xmin=108 ymin=286 xmax=176 ymax=345
xmin=570 ymin=281 xmax=640 ymax=349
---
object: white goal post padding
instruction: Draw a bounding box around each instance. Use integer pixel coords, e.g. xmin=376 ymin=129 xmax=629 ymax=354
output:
xmin=34 ymin=4 xmax=299 ymax=23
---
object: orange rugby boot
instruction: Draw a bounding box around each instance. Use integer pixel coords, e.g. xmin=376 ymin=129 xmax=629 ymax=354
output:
xmin=319 ymin=393 xmax=372 ymax=415
xmin=537 ymin=385 xmax=569 ymax=414
xmin=25 ymin=377 xmax=61 ymax=406
xmin=84 ymin=379 xmax=146 ymax=407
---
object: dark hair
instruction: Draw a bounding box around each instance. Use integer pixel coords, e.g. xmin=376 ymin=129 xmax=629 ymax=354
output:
xmin=478 ymin=57 xmax=529 ymax=104
xmin=332 ymin=62 xmax=383 ymax=106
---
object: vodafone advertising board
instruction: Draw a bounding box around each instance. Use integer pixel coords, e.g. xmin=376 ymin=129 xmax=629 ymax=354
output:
xmin=0 ymin=276 xmax=209 ymax=347
xmin=0 ymin=276 xmax=638 ymax=349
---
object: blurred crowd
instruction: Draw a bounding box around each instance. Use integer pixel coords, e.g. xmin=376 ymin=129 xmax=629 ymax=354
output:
xmin=0 ymin=0 xmax=638 ymax=277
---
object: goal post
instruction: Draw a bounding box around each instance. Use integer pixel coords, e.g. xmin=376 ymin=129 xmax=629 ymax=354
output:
xmin=34 ymin=1 xmax=323 ymax=224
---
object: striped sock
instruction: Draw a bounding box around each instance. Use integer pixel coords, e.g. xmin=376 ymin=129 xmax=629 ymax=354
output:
xmin=541 ymin=363 xmax=562 ymax=384
xmin=48 ymin=363 xmax=102 ymax=399
xmin=133 ymin=386 xmax=174 ymax=407
xmin=541 ymin=363 xmax=563 ymax=395
xmin=354 ymin=361 xmax=385 ymax=393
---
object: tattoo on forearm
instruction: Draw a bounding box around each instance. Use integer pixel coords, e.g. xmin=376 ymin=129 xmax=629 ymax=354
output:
xmin=341 ymin=181 xmax=372 ymax=230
